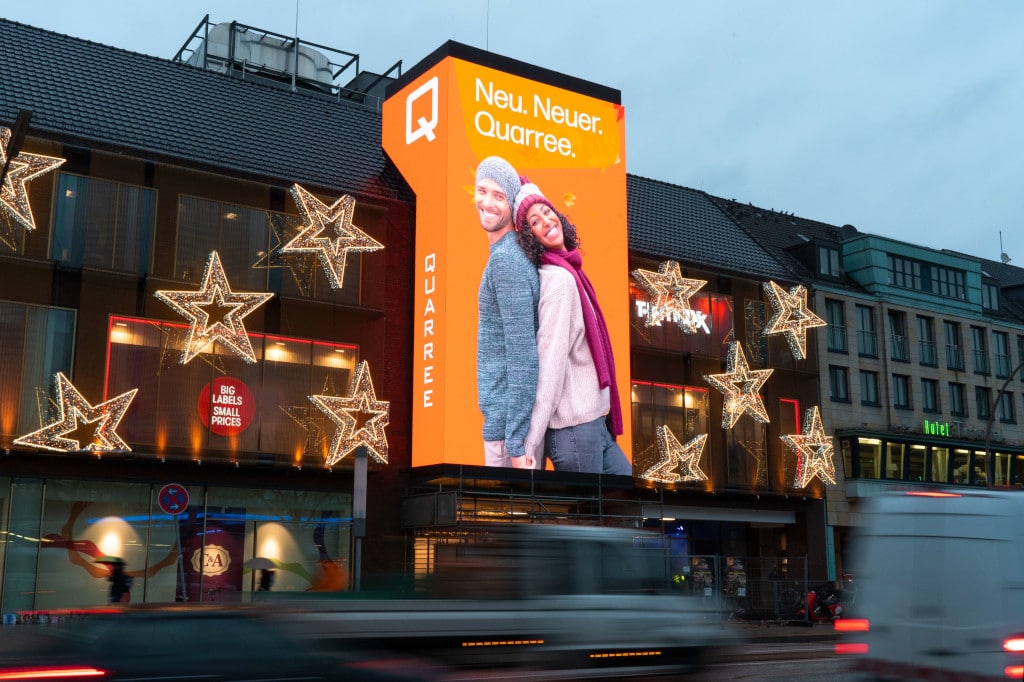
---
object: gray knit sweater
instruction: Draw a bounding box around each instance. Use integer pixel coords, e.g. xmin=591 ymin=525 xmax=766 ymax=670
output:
xmin=477 ymin=231 xmax=540 ymax=456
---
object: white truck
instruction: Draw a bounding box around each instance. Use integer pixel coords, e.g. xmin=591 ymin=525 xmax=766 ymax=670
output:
xmin=278 ymin=524 xmax=732 ymax=679
xmin=841 ymin=488 xmax=1024 ymax=680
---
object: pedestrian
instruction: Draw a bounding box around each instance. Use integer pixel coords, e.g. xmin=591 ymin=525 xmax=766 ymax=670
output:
xmin=108 ymin=560 xmax=132 ymax=603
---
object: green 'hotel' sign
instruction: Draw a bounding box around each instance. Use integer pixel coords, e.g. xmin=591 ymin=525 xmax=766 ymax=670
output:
xmin=923 ymin=420 xmax=951 ymax=437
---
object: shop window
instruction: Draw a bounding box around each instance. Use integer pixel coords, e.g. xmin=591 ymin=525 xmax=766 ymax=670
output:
xmin=51 ymin=173 xmax=156 ymax=274
xmin=0 ymin=302 xmax=75 ymax=442
xmin=176 ymin=195 xmax=363 ymax=304
xmin=970 ymin=450 xmax=989 ymax=486
xmin=727 ymin=419 xmax=766 ymax=487
xmin=907 ymin=444 xmax=926 ymax=482
xmin=994 ymin=452 xmax=1010 ymax=486
xmin=930 ymin=446 xmax=949 ymax=483
xmin=885 ymin=442 xmax=904 ymax=480
xmin=952 ymin=448 xmax=971 ymax=484
xmin=104 ymin=315 xmax=358 ymax=465
xmin=857 ymin=437 xmax=882 ymax=478
xmin=630 ymin=381 xmax=709 ymax=476
xmin=628 ymin=281 xmax=731 ymax=361
xmin=1014 ymin=455 xmax=1024 ymax=487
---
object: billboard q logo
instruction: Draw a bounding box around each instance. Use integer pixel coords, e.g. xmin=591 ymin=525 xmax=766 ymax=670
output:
xmin=405 ymin=76 xmax=439 ymax=144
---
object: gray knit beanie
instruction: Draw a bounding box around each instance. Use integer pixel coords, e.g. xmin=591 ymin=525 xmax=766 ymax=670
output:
xmin=475 ymin=156 xmax=521 ymax=210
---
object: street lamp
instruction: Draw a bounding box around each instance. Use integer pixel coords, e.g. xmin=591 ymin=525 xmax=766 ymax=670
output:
xmin=0 ymin=110 xmax=33 ymax=186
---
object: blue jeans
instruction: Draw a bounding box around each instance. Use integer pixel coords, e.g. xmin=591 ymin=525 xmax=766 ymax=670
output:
xmin=545 ymin=417 xmax=632 ymax=475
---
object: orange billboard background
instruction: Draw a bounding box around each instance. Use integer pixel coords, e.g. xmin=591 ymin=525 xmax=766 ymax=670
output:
xmin=383 ymin=43 xmax=630 ymax=469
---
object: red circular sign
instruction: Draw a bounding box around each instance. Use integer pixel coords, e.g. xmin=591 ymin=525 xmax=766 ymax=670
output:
xmin=198 ymin=377 xmax=255 ymax=436
xmin=158 ymin=483 xmax=189 ymax=515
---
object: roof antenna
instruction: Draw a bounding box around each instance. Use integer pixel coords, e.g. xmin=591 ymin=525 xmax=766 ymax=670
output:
xmin=1001 ymin=231 xmax=1012 ymax=264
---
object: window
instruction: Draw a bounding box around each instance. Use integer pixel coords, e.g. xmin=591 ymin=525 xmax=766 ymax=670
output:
xmin=932 ymin=266 xmax=966 ymax=299
xmin=892 ymin=374 xmax=911 ymax=409
xmin=976 ymin=387 xmax=991 ymax=420
xmin=630 ymin=382 xmax=709 ymax=472
xmin=993 ymin=331 xmax=1011 ymax=378
xmin=888 ymin=310 xmax=908 ymax=361
xmin=944 ymin=321 xmax=964 ymax=371
xmin=998 ymin=392 xmax=1016 ymax=423
xmin=886 ymin=254 xmax=966 ymax=300
xmin=917 ymin=316 xmax=937 ymax=366
xmin=818 ymin=245 xmax=841 ymax=277
xmin=860 ymin=371 xmax=880 ymax=406
xmin=949 ymin=382 xmax=967 ymax=417
xmin=825 ymin=299 xmax=847 ymax=352
xmin=982 ymin=281 xmax=999 ymax=310
xmin=0 ymin=303 xmax=76 ymax=440
xmin=888 ymin=255 xmax=922 ymax=289
xmin=1018 ymin=335 xmax=1024 ymax=380
xmin=829 ymin=366 xmax=850 ymax=402
xmin=971 ymin=326 xmax=989 ymax=375
xmin=856 ymin=305 xmax=878 ymax=357
xmin=51 ymin=173 xmax=156 ymax=274
xmin=921 ymin=379 xmax=939 ymax=413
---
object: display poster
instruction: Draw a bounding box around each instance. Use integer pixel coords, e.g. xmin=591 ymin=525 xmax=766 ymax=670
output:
xmin=383 ymin=42 xmax=630 ymax=470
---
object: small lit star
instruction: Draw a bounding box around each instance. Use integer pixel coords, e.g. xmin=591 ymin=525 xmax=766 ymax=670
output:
xmin=704 ymin=342 xmax=774 ymax=428
xmin=284 ymin=184 xmax=383 ymax=289
xmin=154 ymin=251 xmax=274 ymax=364
xmin=762 ymin=281 xmax=826 ymax=360
xmin=781 ymin=407 xmax=836 ymax=487
xmin=642 ymin=427 xmax=708 ymax=483
xmin=0 ymin=126 xmax=66 ymax=244
xmin=631 ymin=260 xmax=707 ymax=331
xmin=14 ymin=373 xmax=137 ymax=453
xmin=310 ymin=361 xmax=389 ymax=467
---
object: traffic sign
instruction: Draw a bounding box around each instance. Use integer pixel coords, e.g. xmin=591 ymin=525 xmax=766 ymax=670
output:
xmin=158 ymin=483 xmax=189 ymax=515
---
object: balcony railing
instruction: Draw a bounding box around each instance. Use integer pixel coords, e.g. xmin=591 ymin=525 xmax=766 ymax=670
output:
xmin=973 ymin=349 xmax=990 ymax=375
xmin=857 ymin=330 xmax=879 ymax=358
xmin=994 ymin=353 xmax=1011 ymax=378
xmin=890 ymin=334 xmax=909 ymax=361
xmin=827 ymin=325 xmax=848 ymax=353
xmin=919 ymin=340 xmax=937 ymax=366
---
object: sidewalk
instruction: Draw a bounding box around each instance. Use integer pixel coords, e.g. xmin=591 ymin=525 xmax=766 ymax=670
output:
xmin=726 ymin=619 xmax=840 ymax=643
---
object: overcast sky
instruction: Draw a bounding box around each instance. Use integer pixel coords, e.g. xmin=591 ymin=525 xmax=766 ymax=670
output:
xmin=5 ymin=1 xmax=1023 ymax=263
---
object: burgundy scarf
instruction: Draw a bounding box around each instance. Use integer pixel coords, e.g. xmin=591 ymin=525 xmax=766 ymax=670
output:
xmin=540 ymin=248 xmax=623 ymax=436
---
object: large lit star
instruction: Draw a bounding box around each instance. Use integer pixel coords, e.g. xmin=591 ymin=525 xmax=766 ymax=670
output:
xmin=781 ymin=407 xmax=836 ymax=487
xmin=252 ymin=212 xmax=320 ymax=296
xmin=154 ymin=251 xmax=274 ymax=364
xmin=310 ymin=361 xmax=389 ymax=467
xmin=0 ymin=126 xmax=66 ymax=245
xmin=704 ymin=342 xmax=774 ymax=428
xmin=631 ymin=260 xmax=707 ymax=331
xmin=14 ymin=373 xmax=137 ymax=453
xmin=762 ymin=281 xmax=826 ymax=360
xmin=284 ymin=184 xmax=383 ymax=289
xmin=642 ymin=427 xmax=708 ymax=483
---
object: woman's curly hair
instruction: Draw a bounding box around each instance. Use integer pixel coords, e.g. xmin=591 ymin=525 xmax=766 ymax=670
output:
xmin=516 ymin=210 xmax=581 ymax=265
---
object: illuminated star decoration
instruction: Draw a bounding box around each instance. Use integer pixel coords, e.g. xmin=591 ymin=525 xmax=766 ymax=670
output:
xmin=762 ymin=281 xmax=826 ymax=360
xmin=631 ymin=260 xmax=707 ymax=332
xmin=642 ymin=427 xmax=708 ymax=483
xmin=281 ymin=375 xmax=340 ymax=459
xmin=0 ymin=126 xmax=66 ymax=249
xmin=283 ymin=184 xmax=383 ymax=289
xmin=310 ymin=361 xmax=390 ymax=467
xmin=252 ymin=212 xmax=320 ymax=296
xmin=704 ymin=342 xmax=774 ymax=428
xmin=154 ymin=250 xmax=274 ymax=364
xmin=781 ymin=406 xmax=836 ymax=487
xmin=14 ymin=372 xmax=137 ymax=453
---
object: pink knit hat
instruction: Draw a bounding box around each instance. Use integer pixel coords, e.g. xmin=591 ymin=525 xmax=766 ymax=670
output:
xmin=513 ymin=182 xmax=557 ymax=230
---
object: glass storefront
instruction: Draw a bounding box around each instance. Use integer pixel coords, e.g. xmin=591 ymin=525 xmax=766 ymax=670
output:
xmin=0 ymin=477 xmax=350 ymax=614
xmin=843 ymin=435 xmax=1021 ymax=488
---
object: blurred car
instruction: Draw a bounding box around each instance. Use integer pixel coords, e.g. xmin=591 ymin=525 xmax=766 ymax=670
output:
xmin=0 ymin=604 xmax=420 ymax=681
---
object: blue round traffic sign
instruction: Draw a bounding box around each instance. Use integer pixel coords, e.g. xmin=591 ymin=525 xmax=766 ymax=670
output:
xmin=158 ymin=483 xmax=189 ymax=515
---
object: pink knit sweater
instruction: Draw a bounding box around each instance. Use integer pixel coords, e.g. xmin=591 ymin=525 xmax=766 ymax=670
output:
xmin=523 ymin=265 xmax=610 ymax=464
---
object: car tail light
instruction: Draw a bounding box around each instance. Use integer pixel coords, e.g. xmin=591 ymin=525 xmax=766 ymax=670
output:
xmin=1004 ymin=635 xmax=1024 ymax=653
xmin=905 ymin=491 xmax=961 ymax=498
xmin=835 ymin=642 xmax=869 ymax=655
xmin=834 ymin=618 xmax=869 ymax=633
xmin=0 ymin=668 xmax=107 ymax=680
xmin=1006 ymin=665 xmax=1024 ymax=679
